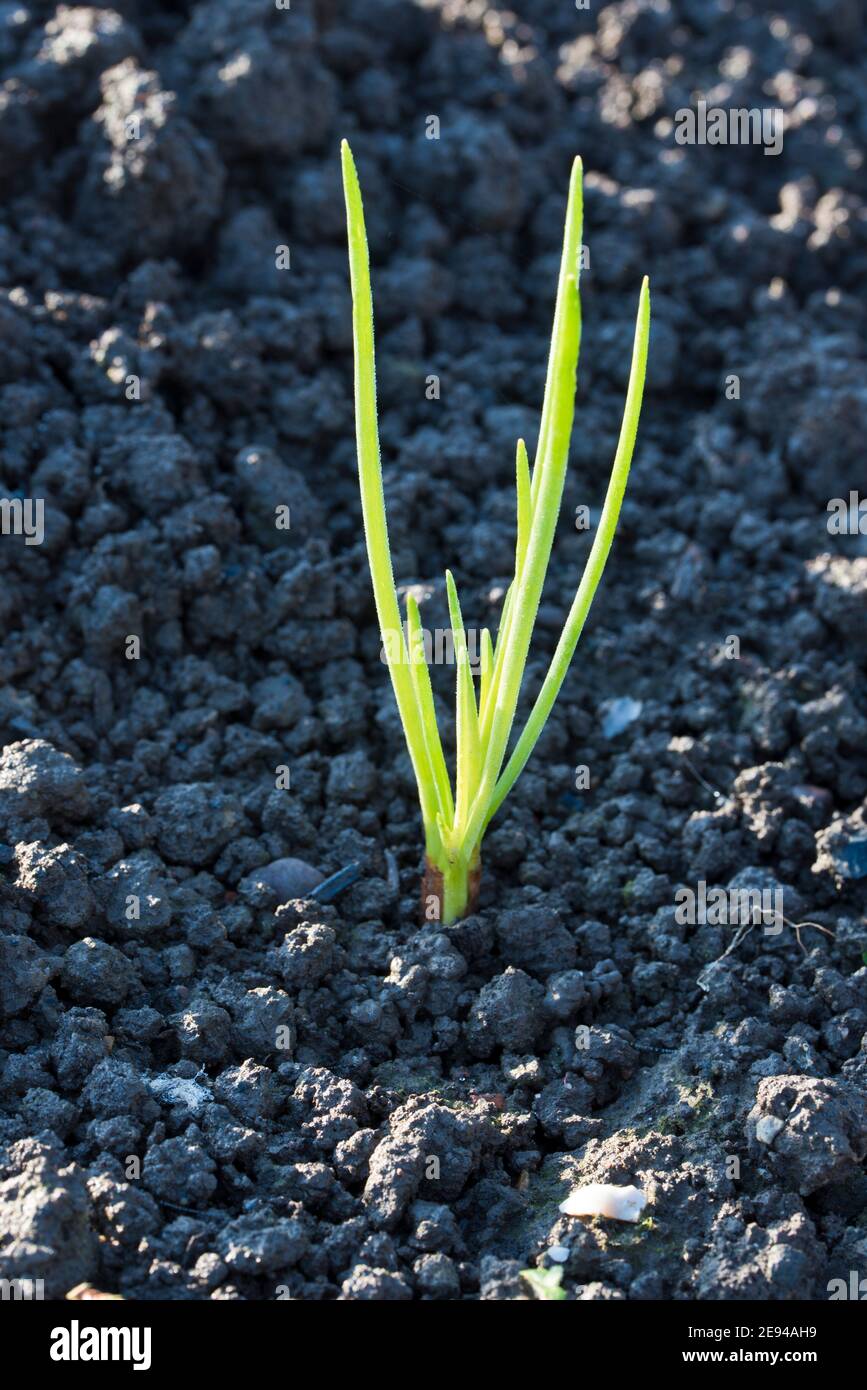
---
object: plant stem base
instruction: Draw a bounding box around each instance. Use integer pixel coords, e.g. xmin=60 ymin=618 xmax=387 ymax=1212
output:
xmin=421 ymin=854 xmax=481 ymax=925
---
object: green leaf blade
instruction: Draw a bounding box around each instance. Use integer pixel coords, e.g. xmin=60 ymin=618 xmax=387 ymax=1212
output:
xmin=486 ymin=275 xmax=651 ymax=826
xmin=460 ymin=155 xmax=585 ymax=853
xmin=515 ymin=437 xmax=531 ymax=577
xmin=406 ymin=592 xmax=455 ymax=826
xmin=341 ymin=140 xmax=443 ymax=853
xmin=445 ymin=570 xmax=481 ymax=831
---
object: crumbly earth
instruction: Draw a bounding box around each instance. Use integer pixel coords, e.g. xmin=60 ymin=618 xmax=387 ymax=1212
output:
xmin=0 ymin=0 xmax=865 ymax=1302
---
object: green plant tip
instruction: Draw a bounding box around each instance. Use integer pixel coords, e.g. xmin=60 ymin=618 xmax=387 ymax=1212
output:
xmin=520 ymin=1266 xmax=567 ymax=1301
xmin=341 ymin=139 xmax=651 ymax=925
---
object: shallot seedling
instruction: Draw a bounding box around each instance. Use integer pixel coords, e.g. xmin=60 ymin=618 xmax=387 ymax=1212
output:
xmin=341 ymin=139 xmax=650 ymax=925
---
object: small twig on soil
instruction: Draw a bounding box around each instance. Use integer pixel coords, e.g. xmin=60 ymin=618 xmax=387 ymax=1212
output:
xmin=157 ymin=1199 xmax=208 ymax=1218
xmin=716 ymin=923 xmax=753 ymax=961
xmin=779 ymin=914 xmax=836 ymax=955
xmin=310 ymin=861 xmax=362 ymax=903
xmin=680 ymin=754 xmax=725 ymax=804
xmin=702 ymin=914 xmax=835 ymax=976
xmin=384 ymin=848 xmax=399 ymax=897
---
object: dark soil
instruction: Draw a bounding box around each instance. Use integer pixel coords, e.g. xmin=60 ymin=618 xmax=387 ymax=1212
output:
xmin=1 ymin=0 xmax=866 ymax=1302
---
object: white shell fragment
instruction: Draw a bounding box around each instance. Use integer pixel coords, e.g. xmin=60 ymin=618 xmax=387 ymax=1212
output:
xmin=148 ymin=1076 xmax=210 ymax=1114
xmin=601 ymin=696 xmax=643 ymax=740
xmin=559 ymin=1183 xmax=648 ymax=1223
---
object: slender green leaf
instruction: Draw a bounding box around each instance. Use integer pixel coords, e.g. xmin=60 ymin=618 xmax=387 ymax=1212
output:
xmin=341 ymin=141 xmax=442 ymax=852
xmin=478 ymin=627 xmax=494 ymax=724
xmin=445 ymin=570 xmax=481 ymax=829
xmin=530 ymin=157 xmax=583 ymax=512
xmin=486 ymin=276 xmax=651 ymax=826
xmin=406 ymin=593 xmax=455 ymax=825
xmin=461 ymin=155 xmax=584 ymax=856
xmin=515 ymin=438 xmax=531 ymax=577
xmin=479 ymin=438 xmax=530 ymax=755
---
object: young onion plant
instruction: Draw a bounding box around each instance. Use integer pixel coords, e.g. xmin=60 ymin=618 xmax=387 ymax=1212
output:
xmin=341 ymin=140 xmax=650 ymax=925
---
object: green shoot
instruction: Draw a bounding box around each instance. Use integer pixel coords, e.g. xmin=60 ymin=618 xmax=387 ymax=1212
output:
xmin=341 ymin=139 xmax=650 ymax=925
xmin=520 ymin=1267 xmax=567 ymax=1301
